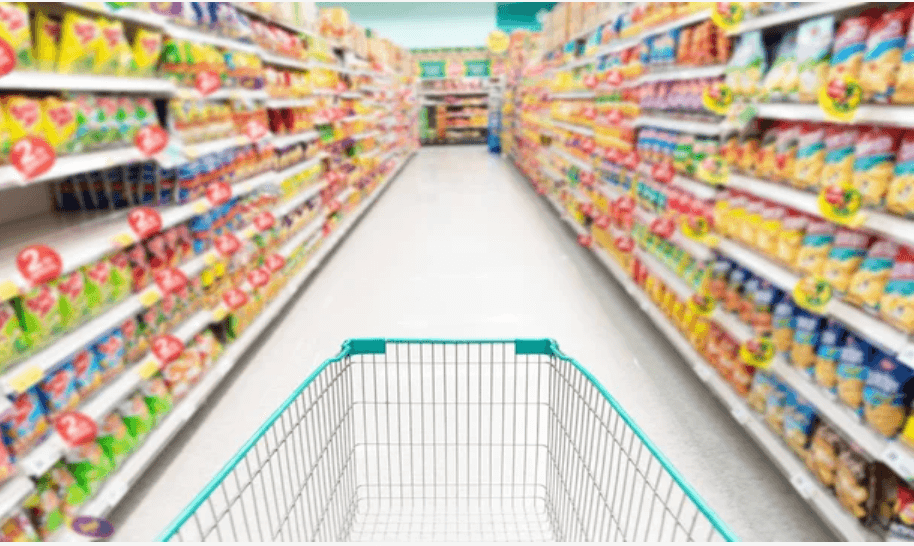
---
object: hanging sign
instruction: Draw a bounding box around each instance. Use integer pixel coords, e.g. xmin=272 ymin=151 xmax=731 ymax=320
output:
xmin=17 ymin=245 xmax=62 ymax=285
xmin=464 ymin=59 xmax=490 ymax=78
xmin=151 ymin=334 xmax=184 ymax=364
xmin=127 ymin=207 xmax=162 ymax=240
xmin=135 ymin=125 xmax=169 ymax=156
xmin=11 ymin=135 xmax=55 ymax=180
xmin=55 ymin=412 xmax=98 ymax=447
xmin=154 ymin=267 xmax=188 ymax=295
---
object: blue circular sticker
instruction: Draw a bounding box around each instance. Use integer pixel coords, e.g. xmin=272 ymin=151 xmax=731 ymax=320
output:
xmin=71 ymin=516 xmax=114 ymax=539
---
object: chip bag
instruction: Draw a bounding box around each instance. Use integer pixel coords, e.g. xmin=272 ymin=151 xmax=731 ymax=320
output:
xmin=57 ymin=11 xmax=101 ymax=74
xmin=789 ymin=310 xmax=825 ymax=373
xmin=0 ymin=2 xmax=32 ymax=71
xmin=852 ymin=127 xmax=900 ymax=208
xmin=848 ymin=239 xmax=899 ymax=310
xmin=793 ymin=123 xmax=827 ymax=190
xmin=796 ymin=219 xmax=837 ymax=276
xmin=880 ymin=246 xmax=914 ymax=332
xmin=863 ymin=353 xmax=914 ymax=438
xmin=798 ymin=16 xmax=835 ymax=103
xmin=887 ymin=130 xmax=914 ymax=215
xmin=860 ymin=7 xmax=912 ymax=103
xmin=31 ymin=11 xmax=60 ymax=72
xmin=94 ymin=18 xmax=131 ymax=75
xmin=822 ymin=125 xmax=861 ymax=191
xmin=836 ymin=336 xmax=872 ymax=411
xmin=894 ymin=9 xmax=914 ymax=103
xmin=814 ymin=320 xmax=847 ymax=390
xmin=821 ymin=229 xmax=871 ymax=292
xmin=827 ymin=15 xmax=874 ymax=88
xmin=761 ymin=29 xmax=798 ymax=101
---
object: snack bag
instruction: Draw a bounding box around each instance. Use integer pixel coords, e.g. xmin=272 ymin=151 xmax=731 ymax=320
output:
xmin=37 ymin=361 xmax=79 ymax=416
xmin=784 ymin=394 xmax=817 ymax=458
xmin=771 ymin=298 xmax=795 ymax=356
xmin=835 ymin=446 xmax=872 ymax=520
xmin=92 ymin=328 xmax=124 ymax=382
xmin=32 ymin=11 xmax=60 ymax=72
xmin=757 ymin=123 xmax=781 ymax=180
xmin=3 ymin=95 xmax=44 ymax=143
xmin=0 ymin=2 xmax=32 ymax=70
xmin=764 ymin=381 xmax=790 ymax=435
xmin=70 ymin=347 xmax=103 ymax=396
xmin=796 ymin=219 xmax=837 ymax=276
xmin=774 ymin=123 xmax=800 ymax=182
xmin=142 ymin=376 xmax=172 ymax=423
xmin=63 ymin=440 xmax=110 ymax=495
xmin=887 ymin=130 xmax=914 ymax=215
xmin=94 ymin=18 xmax=131 ymax=75
xmin=0 ymin=300 xmax=26 ymax=370
xmin=761 ymin=29 xmax=798 ymax=101
xmin=853 ymin=127 xmax=900 ymax=207
xmin=813 ymin=320 xmax=847 ymax=390
xmin=889 ymin=485 xmax=914 ymax=541
xmin=725 ymin=30 xmax=765 ymax=99
xmin=895 ymin=9 xmax=914 ymax=103
xmin=724 ymin=266 xmax=750 ymax=313
xmin=860 ymin=7 xmax=911 ymax=103
xmin=822 ymin=125 xmax=861 ymax=191
xmin=821 ymin=229 xmax=871 ymax=292
xmin=119 ymin=391 xmax=153 ymax=446
xmin=161 ymin=349 xmax=202 ymax=401
xmin=0 ymin=388 xmax=49 ymax=456
xmin=810 ymin=424 xmax=843 ymax=487
xmin=793 ymin=123 xmax=827 ymax=190
xmin=827 ymin=15 xmax=873 ymax=89
xmin=789 ymin=310 xmax=824 ymax=373
xmin=40 ymin=96 xmax=76 ymax=155
xmin=836 ymin=336 xmax=872 ymax=410
xmin=22 ymin=474 xmax=66 ymax=539
xmin=17 ymin=283 xmax=64 ymax=348
xmin=0 ymin=509 xmax=39 ymax=541
xmin=96 ymin=411 xmax=131 ymax=467
xmin=775 ymin=211 xmax=809 ymax=267
xmin=848 ymin=239 xmax=899 ymax=309
xmin=880 ymin=247 xmax=914 ymax=332
xmin=751 ymin=283 xmax=781 ymax=335
xmin=56 ymin=11 xmax=100 ymax=74
xmin=797 ymin=16 xmax=835 ymax=103
xmin=747 ymin=371 xmax=776 ymax=413
xmin=863 ymin=353 xmax=914 ymax=437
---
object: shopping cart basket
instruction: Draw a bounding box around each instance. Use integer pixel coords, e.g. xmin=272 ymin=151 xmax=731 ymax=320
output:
xmin=159 ymin=339 xmax=736 ymax=542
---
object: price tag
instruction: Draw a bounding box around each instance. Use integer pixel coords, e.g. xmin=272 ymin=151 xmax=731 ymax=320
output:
xmin=0 ymin=38 xmax=17 ymax=77
xmin=55 ymin=411 xmax=98 ymax=447
xmin=793 ymin=276 xmax=834 ymax=314
xmin=151 ymin=334 xmax=184 ymax=364
xmin=265 ymin=254 xmax=286 ymax=273
xmin=211 ymin=305 xmax=229 ymax=322
xmin=577 ymin=234 xmax=593 ymax=248
xmin=882 ymin=443 xmax=914 ymax=482
xmin=135 ymin=125 xmax=169 ymax=156
xmin=195 ymin=70 xmax=221 ymax=96
xmin=139 ymin=287 xmax=161 ymax=307
xmin=790 ymin=474 xmax=817 ymax=499
xmin=711 ymin=2 xmax=745 ymax=30
xmin=818 ymin=184 xmax=866 ymax=227
xmin=253 ymin=211 xmax=275 ymax=232
xmin=111 ymin=233 xmax=135 ymax=248
xmin=127 ymin=207 xmax=163 ymax=240
xmin=8 ymin=364 xmax=43 ymax=393
xmin=651 ymin=162 xmax=675 ymax=184
xmin=247 ymin=267 xmax=270 ymax=288
xmin=10 ymin=135 xmax=55 ymax=181
xmin=0 ymin=280 xmax=18 ymax=300
xmin=818 ymin=75 xmax=862 ymax=123
xmin=739 ymin=337 xmax=776 ymax=369
xmin=696 ymin=154 xmax=729 ymax=186
xmin=17 ymin=245 xmax=62 ymax=285
xmin=213 ymin=233 xmax=241 ymax=256
xmin=245 ymin=119 xmax=269 ymax=142
xmin=154 ymin=267 xmax=188 ymax=295
xmin=730 ymin=405 xmax=750 ymax=424
xmin=206 ymin=182 xmax=232 ymax=206
xmin=649 ymin=216 xmax=676 ymax=239
xmin=222 ymin=288 xmax=248 ymax=310
xmin=898 ymin=344 xmax=914 ymax=369
xmin=136 ymin=357 xmax=160 ymax=379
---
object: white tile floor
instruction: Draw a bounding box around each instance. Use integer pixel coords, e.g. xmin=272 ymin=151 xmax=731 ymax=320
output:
xmin=110 ymin=146 xmax=832 ymax=541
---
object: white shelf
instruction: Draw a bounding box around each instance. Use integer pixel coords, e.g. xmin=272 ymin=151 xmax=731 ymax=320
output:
xmin=272 ymin=130 xmax=319 ymax=148
xmin=272 ymin=183 xmax=325 ymax=219
xmin=550 ymin=90 xmax=595 ymax=100
xmin=0 ymin=72 xmax=175 ymax=93
xmin=259 ymin=52 xmax=310 ymax=70
xmin=641 ymin=10 xmax=712 ymax=39
xmin=754 ymin=102 xmax=914 ymax=128
xmin=729 ymin=2 xmax=870 ymax=34
xmin=551 ymin=120 xmax=594 ymax=137
xmin=0 ymin=146 xmax=148 ymax=190
xmin=183 ymin=136 xmax=248 ymax=158
xmin=174 ymin=87 xmax=268 ymax=101
xmin=639 ymin=64 xmax=726 ymax=83
xmin=61 ymin=1 xmax=168 ymax=28
xmin=635 ymin=248 xmax=695 ymax=300
xmin=0 ymin=477 xmax=35 ymax=523
xmin=162 ymin=23 xmax=261 ymax=55
xmin=635 ymin=115 xmax=724 ymax=135
xmin=276 ymin=154 xmax=327 ymax=181
xmin=421 ymin=90 xmax=490 ymax=97
xmin=265 ymin=97 xmax=314 ymax=109
xmin=231 ymin=4 xmax=314 ymax=36
xmin=353 ymin=131 xmax=379 ymax=141
xmin=552 ymin=147 xmax=593 ymax=173
xmin=339 ymin=91 xmax=362 ymax=99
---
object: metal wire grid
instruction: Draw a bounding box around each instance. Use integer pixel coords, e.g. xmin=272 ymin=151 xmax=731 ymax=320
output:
xmin=162 ymin=340 xmax=732 ymax=542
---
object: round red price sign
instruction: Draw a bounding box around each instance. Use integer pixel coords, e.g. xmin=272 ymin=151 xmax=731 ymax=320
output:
xmin=595 ymin=215 xmax=611 ymax=230
xmin=245 ymin=119 xmax=268 ymax=142
xmin=622 ymin=151 xmax=639 ymax=170
xmin=615 ymin=236 xmax=635 ymax=253
xmin=650 ymin=216 xmax=677 ymax=239
xmin=651 ymin=162 xmax=675 ymax=184
xmin=222 ymin=288 xmax=248 ymax=310
xmin=151 ymin=334 xmax=184 ymax=363
xmin=253 ymin=212 xmax=275 ymax=232
xmin=214 ymin=233 xmax=241 ymax=256
xmin=55 ymin=411 xmax=98 ymax=447
xmin=577 ymin=234 xmax=593 ymax=248
xmin=195 ymin=70 xmax=221 ymax=96
xmin=127 ymin=207 xmax=163 ymax=239
xmin=0 ymin=38 xmax=16 ymax=77
xmin=206 ymin=182 xmax=232 ymax=206
xmin=17 ymin=245 xmax=62 ymax=285
xmin=154 ymin=267 xmax=188 ymax=294
xmin=247 ymin=267 xmax=270 ymax=288
xmin=11 ymin=135 xmax=55 ymax=180
xmin=265 ymin=254 xmax=286 ymax=273
xmin=135 ymin=125 xmax=169 ymax=156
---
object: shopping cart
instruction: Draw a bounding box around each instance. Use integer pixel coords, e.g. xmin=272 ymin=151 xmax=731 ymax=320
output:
xmin=159 ymin=339 xmax=736 ymax=542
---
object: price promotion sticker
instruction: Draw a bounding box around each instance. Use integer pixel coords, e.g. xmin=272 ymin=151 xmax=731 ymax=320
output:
xmin=738 ymin=336 xmax=776 ymax=369
xmin=222 ymin=287 xmax=249 ymax=310
xmin=154 ymin=267 xmax=188 ymax=295
xmin=213 ymin=233 xmax=241 ymax=257
xmin=206 ymin=182 xmax=232 ymax=206
xmin=151 ymin=334 xmax=184 ymax=364
xmin=253 ymin=211 xmax=275 ymax=232
xmin=247 ymin=267 xmax=270 ymax=288
xmin=702 ymin=81 xmax=734 ymax=115
xmin=0 ymin=35 xmax=16 ymax=77
xmin=688 ymin=293 xmax=716 ymax=317
xmin=55 ymin=411 xmax=98 ymax=447
xmin=11 ymin=135 xmax=55 ymax=181
xmin=793 ymin=275 xmax=834 ymax=314
xmin=818 ymin=183 xmax=866 ymax=227
xmin=245 ymin=119 xmax=269 ymax=143
xmin=711 ymin=2 xmax=745 ymax=30
xmin=696 ymin=154 xmax=729 ymax=186
xmin=651 ymin=161 xmax=675 ymax=184
xmin=135 ymin=125 xmax=169 ymax=157
xmin=577 ymin=234 xmax=593 ymax=248
xmin=127 ymin=207 xmax=163 ymax=240
xmin=265 ymin=254 xmax=286 ymax=273
xmin=17 ymin=245 xmax=62 ymax=286
xmin=819 ymin=76 xmax=863 ymax=123
xmin=680 ymin=215 xmax=719 ymax=247
xmin=195 ymin=70 xmax=221 ymax=96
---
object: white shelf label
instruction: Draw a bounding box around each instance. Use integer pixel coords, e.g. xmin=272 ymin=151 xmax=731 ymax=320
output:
xmin=103 ymin=478 xmax=129 ymax=508
xmin=882 ymin=443 xmax=914 ymax=482
xmin=731 ymin=406 xmax=750 ymax=425
xmin=790 ymin=474 xmax=817 ymax=499
xmin=898 ymin=344 xmax=914 ymax=370
xmin=22 ymin=444 xmax=60 ymax=476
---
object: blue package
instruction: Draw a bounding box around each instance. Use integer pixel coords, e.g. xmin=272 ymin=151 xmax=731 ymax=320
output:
xmin=789 ymin=310 xmax=825 ymax=373
xmin=814 ymin=320 xmax=847 ymax=389
xmin=93 ymin=328 xmax=126 ymax=382
xmin=836 ymin=336 xmax=874 ymax=413
xmin=863 ymin=352 xmax=914 ymax=437
xmin=38 ymin=360 xmax=80 ymax=416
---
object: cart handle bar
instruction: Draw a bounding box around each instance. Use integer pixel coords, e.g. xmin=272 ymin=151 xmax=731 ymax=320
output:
xmin=157 ymin=338 xmax=738 ymax=542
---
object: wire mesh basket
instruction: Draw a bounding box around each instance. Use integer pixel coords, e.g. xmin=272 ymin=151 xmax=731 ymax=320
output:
xmin=159 ymin=339 xmax=736 ymax=542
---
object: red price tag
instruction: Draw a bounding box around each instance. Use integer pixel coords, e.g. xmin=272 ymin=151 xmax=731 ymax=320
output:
xmin=615 ymin=236 xmax=635 ymax=253
xmin=580 ymin=170 xmax=595 ymax=186
xmin=265 ymin=254 xmax=285 ymax=273
xmin=623 ymin=151 xmax=639 ymax=170
xmin=135 ymin=125 xmax=169 ymax=156
xmin=605 ymin=70 xmax=623 ymax=87
xmin=650 ymin=216 xmax=677 ymax=239
xmin=127 ymin=207 xmax=162 ymax=239
xmin=195 ymin=70 xmax=221 ymax=96
xmin=607 ymin=108 xmax=623 ymax=125
xmin=651 ymin=162 xmax=675 ymax=184
xmin=214 ymin=233 xmax=241 ymax=256
xmin=0 ymin=38 xmax=16 ymax=77
xmin=595 ymin=215 xmax=611 ymax=230
xmin=247 ymin=267 xmax=270 ymax=288
xmin=151 ymin=334 xmax=184 ymax=363
xmin=616 ymin=196 xmax=636 ymax=214
xmin=584 ymin=74 xmax=598 ymax=89
xmin=10 ymin=135 xmax=55 ymax=180
xmin=253 ymin=211 xmax=275 ymax=232
xmin=17 ymin=245 xmax=62 ymax=285
xmin=55 ymin=412 xmax=98 ymax=447
xmin=244 ymin=119 xmax=268 ymax=142
xmin=206 ymin=182 xmax=232 ymax=206
xmin=604 ymin=147 xmax=620 ymax=163
xmin=580 ymin=202 xmax=595 ymax=217
xmin=222 ymin=288 xmax=248 ymax=310
xmin=154 ymin=267 xmax=188 ymax=294
xmin=577 ymin=234 xmax=593 ymax=248
xmin=581 ymin=138 xmax=595 ymax=154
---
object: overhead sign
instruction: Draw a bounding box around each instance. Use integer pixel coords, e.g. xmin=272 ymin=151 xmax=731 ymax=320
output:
xmin=464 ymin=59 xmax=491 ymax=78
xmin=419 ymin=60 xmax=445 ymax=79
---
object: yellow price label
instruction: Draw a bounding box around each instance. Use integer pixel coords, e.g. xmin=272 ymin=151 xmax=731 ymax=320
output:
xmin=139 ymin=287 xmax=161 ymax=307
xmin=711 ymin=2 xmax=744 ymax=31
xmin=680 ymin=216 xmax=720 ymax=247
xmin=687 ymin=294 xmax=716 ymax=317
xmin=8 ymin=364 xmax=43 ymax=393
xmin=212 ymin=306 xmax=228 ymax=322
xmin=112 ymin=233 xmax=135 ymax=248
xmin=214 ymin=261 xmax=226 ymax=277
xmin=0 ymin=280 xmax=19 ymax=301
xmin=739 ymin=337 xmax=775 ymax=370
xmin=193 ymin=202 xmax=208 ymax=214
xmin=818 ymin=76 xmax=863 ymax=123
xmin=201 ymin=268 xmax=215 ymax=287
xmin=793 ymin=275 xmax=834 ymax=314
xmin=136 ymin=357 xmax=160 ymax=379
xmin=817 ymin=185 xmax=866 ymax=227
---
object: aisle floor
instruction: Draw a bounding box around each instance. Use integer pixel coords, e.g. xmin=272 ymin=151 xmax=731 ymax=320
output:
xmin=112 ymin=146 xmax=832 ymax=541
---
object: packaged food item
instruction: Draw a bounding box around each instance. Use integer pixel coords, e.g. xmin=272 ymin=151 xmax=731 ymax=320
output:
xmin=797 ymin=16 xmax=835 ymax=103
xmin=796 ymin=219 xmax=837 ymax=276
xmin=764 ymin=381 xmax=790 ymax=434
xmin=41 ymin=96 xmax=76 ymax=155
xmin=822 ymin=125 xmax=861 ymax=191
xmin=0 ymin=509 xmax=39 ymax=541
xmin=38 ymin=361 xmax=80 ymax=417
xmin=0 ymin=2 xmax=33 ymax=70
xmin=142 ymin=375 xmax=172 ymax=422
xmin=23 ymin=471 xmax=67 ymax=539
xmin=809 ymin=424 xmax=843 ymax=487
xmin=56 ymin=11 xmax=100 ymax=74
xmin=848 ymin=239 xmax=899 ymax=309
xmin=881 ymin=247 xmax=914 ymax=332
xmin=863 ymin=352 xmax=914 ymax=437
xmin=757 ymin=123 xmax=781 ymax=180
xmin=774 ymin=123 xmax=800 ymax=182
xmin=94 ymin=18 xmax=132 ymax=75
xmin=888 ymin=484 xmax=914 ymax=541
xmin=161 ymin=349 xmax=202 ymax=401
xmin=821 ymin=229 xmax=871 ymax=292
xmin=0 ymin=300 xmax=26 ymax=370
xmin=0 ymin=388 xmax=49 ymax=456
xmin=761 ymin=29 xmax=798 ymax=101
xmin=96 ymin=411 xmax=131 ymax=467
xmin=793 ymin=123 xmax=827 ymax=190
xmin=725 ymin=30 xmax=765 ymax=99
xmin=853 ymin=127 xmax=900 ymax=207
xmin=887 ymin=130 xmax=914 ymax=215
xmin=17 ymin=283 xmax=63 ymax=348
xmin=3 ymin=95 xmax=44 ymax=144
xmin=836 ymin=335 xmax=872 ymax=411
xmin=814 ymin=320 xmax=847 ymax=390
xmin=32 ymin=11 xmax=60 ymax=72
xmin=784 ymin=393 xmax=817 ymax=457
xmin=789 ymin=310 xmax=824 ymax=373
xmin=835 ymin=446 xmax=872 ymax=520
xmin=70 ymin=347 xmax=103 ymax=396
xmin=747 ymin=371 xmax=776 ymax=413
xmin=775 ymin=211 xmax=809 ymax=267
xmin=92 ymin=328 xmax=124 ymax=382
xmin=827 ymin=15 xmax=874 ymax=88
xmin=63 ymin=440 xmax=110 ymax=495
xmin=770 ymin=298 xmax=795 ymax=356
xmin=860 ymin=7 xmax=911 ymax=103
xmin=895 ymin=9 xmax=914 ymax=103
xmin=724 ymin=266 xmax=750 ymax=313
xmin=119 ymin=391 xmax=152 ymax=446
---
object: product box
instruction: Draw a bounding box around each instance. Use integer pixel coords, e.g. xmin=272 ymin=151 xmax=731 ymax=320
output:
xmin=0 ymin=388 xmax=49 ymax=456
xmin=38 ymin=360 xmax=80 ymax=417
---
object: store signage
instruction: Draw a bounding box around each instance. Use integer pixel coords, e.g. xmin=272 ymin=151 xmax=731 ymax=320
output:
xmin=818 ymin=184 xmax=866 ymax=227
xmin=154 ymin=267 xmax=188 ymax=295
xmin=0 ymin=38 xmax=16 ymax=77
xmin=213 ymin=233 xmax=241 ymax=256
xmin=55 ymin=411 xmax=98 ymax=446
xmin=793 ymin=275 xmax=834 ymax=314
xmin=247 ymin=267 xmax=270 ymax=288
xmin=739 ymin=337 xmax=775 ymax=369
xmin=464 ymin=59 xmax=490 ymax=78
xmin=419 ymin=61 xmax=445 ymax=79
xmin=70 ymin=517 xmax=114 ymax=539
xmin=702 ymin=82 xmax=733 ymax=115
xmin=127 ymin=207 xmax=162 ymax=239
xmin=11 ymin=135 xmax=55 ymax=180
xmin=222 ymin=288 xmax=248 ymax=310
xmin=244 ymin=119 xmax=269 ymax=142
xmin=265 ymin=254 xmax=286 ymax=273
xmin=711 ymin=2 xmax=745 ymax=30
xmin=135 ymin=125 xmax=169 ymax=156
xmin=206 ymin=182 xmax=232 ymax=206
xmin=17 ymin=245 xmax=62 ymax=285
xmin=151 ymin=334 xmax=184 ymax=364
xmin=195 ymin=70 xmax=221 ymax=96
xmin=253 ymin=211 xmax=275 ymax=232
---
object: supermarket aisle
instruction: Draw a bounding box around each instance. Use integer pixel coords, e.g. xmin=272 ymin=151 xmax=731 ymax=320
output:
xmin=111 ymin=146 xmax=831 ymax=541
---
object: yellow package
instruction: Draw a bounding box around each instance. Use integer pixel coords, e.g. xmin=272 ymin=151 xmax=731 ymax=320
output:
xmin=827 ymin=16 xmax=873 ymax=88
xmin=775 ymin=212 xmax=810 ymax=267
xmin=774 ymin=123 xmax=800 ymax=182
xmin=40 ymin=96 xmax=76 ymax=154
xmin=94 ymin=18 xmax=132 ymax=75
xmin=757 ymin=125 xmax=781 ymax=180
xmin=895 ymin=13 xmax=914 ymax=103
xmin=793 ymin=123 xmax=826 ymax=190
xmin=880 ymin=249 xmax=914 ymax=333
xmin=796 ymin=219 xmax=837 ymax=276
xmin=757 ymin=204 xmax=787 ymax=255
xmin=859 ymin=8 xmax=910 ymax=103
xmin=821 ymin=126 xmax=861 ymax=191
xmin=56 ymin=11 xmax=100 ymax=74
xmin=0 ymin=103 xmax=9 ymax=161
xmin=821 ymin=229 xmax=871 ymax=293
xmin=847 ymin=239 xmax=898 ymax=310
xmin=761 ymin=29 xmax=798 ymax=101
xmin=852 ymin=127 xmax=900 ymax=208
xmin=0 ymin=2 xmax=33 ymax=70
xmin=3 ymin=95 xmax=43 ymax=142
xmin=31 ymin=11 xmax=60 ymax=72
xmin=739 ymin=198 xmax=766 ymax=249
xmin=886 ymin=131 xmax=914 ymax=216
